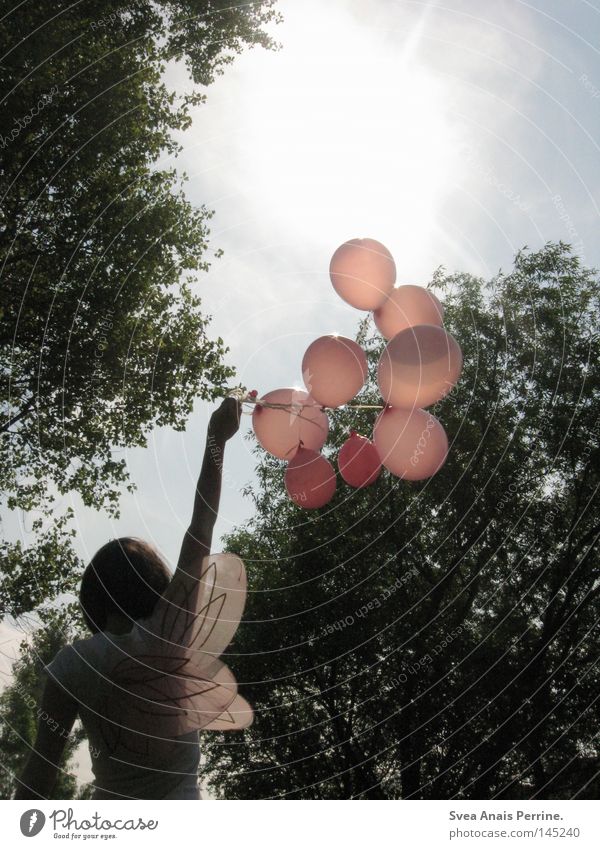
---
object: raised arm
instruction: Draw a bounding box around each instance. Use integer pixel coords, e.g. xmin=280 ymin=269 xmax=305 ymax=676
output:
xmin=175 ymin=396 xmax=241 ymax=578
xmin=107 ymin=396 xmax=253 ymax=734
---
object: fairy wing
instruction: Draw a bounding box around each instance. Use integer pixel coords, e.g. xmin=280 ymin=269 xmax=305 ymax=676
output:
xmin=147 ymin=551 xmax=248 ymax=662
xmin=202 ymin=694 xmax=254 ymax=731
xmin=99 ymin=553 xmax=253 ymax=745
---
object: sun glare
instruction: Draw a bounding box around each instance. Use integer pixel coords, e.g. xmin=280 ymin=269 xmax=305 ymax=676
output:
xmin=236 ymin=4 xmax=459 ymax=272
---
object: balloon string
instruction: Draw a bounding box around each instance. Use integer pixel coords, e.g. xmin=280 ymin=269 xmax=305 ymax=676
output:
xmin=341 ymin=404 xmax=386 ymax=410
xmin=224 ymin=389 xmax=386 ymax=416
xmin=240 ymin=398 xmax=385 ymax=413
xmin=244 ymin=400 xmax=326 ymax=431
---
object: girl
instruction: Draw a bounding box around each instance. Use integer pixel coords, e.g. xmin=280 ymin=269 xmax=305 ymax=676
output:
xmin=15 ymin=396 xmax=252 ymax=800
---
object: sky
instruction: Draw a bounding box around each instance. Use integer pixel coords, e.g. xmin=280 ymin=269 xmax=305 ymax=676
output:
xmin=73 ymin=0 xmax=600 ymax=568
xmin=3 ymin=0 xmax=600 ymax=787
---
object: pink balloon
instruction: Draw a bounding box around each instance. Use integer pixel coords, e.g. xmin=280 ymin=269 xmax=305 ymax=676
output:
xmin=252 ymin=388 xmax=328 ymax=460
xmin=378 ymin=324 xmax=462 ymax=409
xmin=285 ymin=447 xmax=337 ymax=509
xmin=302 ymin=335 xmax=368 ymax=408
xmin=338 ymin=431 xmax=382 ymax=488
xmin=330 ymin=238 xmax=396 ymax=310
xmin=373 ymin=406 xmax=448 ymax=480
xmin=374 ymin=285 xmax=444 ymax=341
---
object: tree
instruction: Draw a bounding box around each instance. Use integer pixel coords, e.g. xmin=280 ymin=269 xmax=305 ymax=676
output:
xmin=0 ymin=606 xmax=90 ymax=799
xmin=0 ymin=1 xmax=280 ymax=617
xmin=199 ymin=243 xmax=600 ymax=799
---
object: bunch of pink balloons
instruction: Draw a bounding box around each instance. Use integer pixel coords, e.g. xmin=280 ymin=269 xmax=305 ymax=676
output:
xmin=251 ymin=238 xmax=463 ymax=509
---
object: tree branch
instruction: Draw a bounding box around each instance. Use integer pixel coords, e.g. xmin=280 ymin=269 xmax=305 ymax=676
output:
xmin=1 ymin=400 xmax=34 ymax=433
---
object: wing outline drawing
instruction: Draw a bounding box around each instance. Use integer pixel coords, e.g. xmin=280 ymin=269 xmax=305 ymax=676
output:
xmin=98 ymin=553 xmax=253 ymax=753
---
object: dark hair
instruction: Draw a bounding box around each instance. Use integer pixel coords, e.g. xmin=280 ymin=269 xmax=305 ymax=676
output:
xmin=79 ymin=537 xmax=172 ymax=633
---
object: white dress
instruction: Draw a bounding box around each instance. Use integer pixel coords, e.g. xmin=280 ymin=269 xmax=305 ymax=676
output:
xmin=45 ymin=554 xmax=253 ymax=800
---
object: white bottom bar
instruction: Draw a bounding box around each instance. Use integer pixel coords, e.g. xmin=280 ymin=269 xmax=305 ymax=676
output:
xmin=2 ymin=799 xmax=598 ymax=848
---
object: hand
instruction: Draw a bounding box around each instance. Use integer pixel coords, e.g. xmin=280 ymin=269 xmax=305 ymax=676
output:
xmin=209 ymin=396 xmax=242 ymax=442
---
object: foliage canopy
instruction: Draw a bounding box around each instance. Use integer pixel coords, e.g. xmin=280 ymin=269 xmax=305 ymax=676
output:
xmin=0 ymin=0 xmax=280 ymax=616
xmin=199 ymin=243 xmax=600 ymax=799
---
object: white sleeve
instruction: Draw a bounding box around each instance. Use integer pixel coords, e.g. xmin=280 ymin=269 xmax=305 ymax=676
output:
xmin=43 ymin=644 xmax=81 ymax=696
